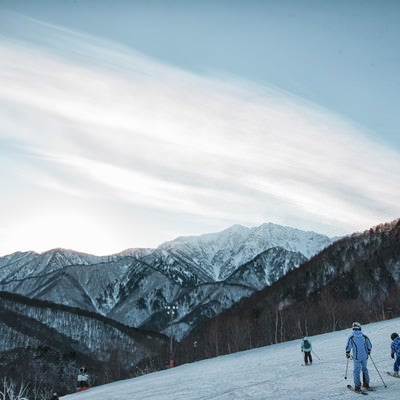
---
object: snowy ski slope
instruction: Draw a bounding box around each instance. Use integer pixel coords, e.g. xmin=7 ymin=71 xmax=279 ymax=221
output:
xmin=63 ymin=318 xmax=400 ymax=399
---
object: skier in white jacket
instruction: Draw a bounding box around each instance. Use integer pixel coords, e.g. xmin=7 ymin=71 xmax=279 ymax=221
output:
xmin=77 ymin=366 xmax=90 ymax=390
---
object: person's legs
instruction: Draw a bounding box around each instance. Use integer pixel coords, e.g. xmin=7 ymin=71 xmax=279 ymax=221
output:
xmin=394 ymin=355 xmax=400 ymax=372
xmin=353 ymin=360 xmax=362 ymax=388
xmin=361 ymin=359 xmax=369 ymax=387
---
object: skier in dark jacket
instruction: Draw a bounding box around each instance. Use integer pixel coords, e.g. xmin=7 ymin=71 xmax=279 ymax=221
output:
xmin=390 ymin=332 xmax=400 ymax=376
xmin=345 ymin=322 xmax=372 ymax=392
xmin=301 ymin=337 xmax=312 ymax=365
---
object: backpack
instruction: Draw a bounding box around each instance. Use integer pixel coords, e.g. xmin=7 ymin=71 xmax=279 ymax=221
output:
xmin=303 ymin=339 xmax=310 ymax=349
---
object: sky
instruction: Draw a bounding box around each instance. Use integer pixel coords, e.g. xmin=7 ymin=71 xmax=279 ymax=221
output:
xmin=0 ymin=0 xmax=399 ymax=256
xmin=61 ymin=318 xmax=400 ymax=399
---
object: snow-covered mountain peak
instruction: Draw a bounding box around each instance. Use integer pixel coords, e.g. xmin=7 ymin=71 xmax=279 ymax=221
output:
xmin=115 ymin=248 xmax=152 ymax=257
xmin=219 ymin=223 xmax=251 ymax=235
xmin=157 ymin=222 xmax=332 ymax=280
xmin=249 ymin=223 xmax=332 ymax=258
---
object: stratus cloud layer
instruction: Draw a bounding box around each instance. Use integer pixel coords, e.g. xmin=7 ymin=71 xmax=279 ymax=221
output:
xmin=0 ymin=17 xmax=399 ymax=255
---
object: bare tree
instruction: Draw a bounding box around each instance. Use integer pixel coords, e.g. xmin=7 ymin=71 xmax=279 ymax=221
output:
xmin=0 ymin=378 xmax=29 ymax=400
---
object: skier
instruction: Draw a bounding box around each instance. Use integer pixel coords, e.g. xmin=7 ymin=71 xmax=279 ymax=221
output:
xmin=77 ymin=366 xmax=90 ymax=390
xmin=345 ymin=322 xmax=372 ymax=392
xmin=390 ymin=332 xmax=400 ymax=376
xmin=301 ymin=336 xmax=312 ymax=365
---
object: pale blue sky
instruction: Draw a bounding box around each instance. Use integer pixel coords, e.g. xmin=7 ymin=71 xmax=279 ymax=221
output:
xmin=2 ymin=0 xmax=399 ymax=147
xmin=0 ymin=0 xmax=399 ymax=255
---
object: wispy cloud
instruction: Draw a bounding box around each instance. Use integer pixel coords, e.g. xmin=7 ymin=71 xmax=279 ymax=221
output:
xmin=0 ymin=13 xmax=399 ymax=255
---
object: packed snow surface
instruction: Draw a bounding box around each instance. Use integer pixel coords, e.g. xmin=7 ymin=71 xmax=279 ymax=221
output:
xmin=63 ymin=318 xmax=400 ymax=399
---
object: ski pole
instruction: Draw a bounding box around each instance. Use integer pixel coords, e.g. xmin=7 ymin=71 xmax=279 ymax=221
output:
xmin=344 ymin=357 xmax=349 ymax=380
xmin=369 ymin=354 xmax=387 ymax=387
xmin=312 ymin=350 xmax=321 ymax=360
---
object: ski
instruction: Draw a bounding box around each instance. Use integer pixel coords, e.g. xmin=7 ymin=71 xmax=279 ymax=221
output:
xmin=387 ymin=371 xmax=400 ymax=378
xmin=347 ymin=385 xmax=368 ymax=395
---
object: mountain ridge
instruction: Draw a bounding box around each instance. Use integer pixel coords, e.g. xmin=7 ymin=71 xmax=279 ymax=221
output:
xmin=0 ymin=222 xmax=333 ymax=339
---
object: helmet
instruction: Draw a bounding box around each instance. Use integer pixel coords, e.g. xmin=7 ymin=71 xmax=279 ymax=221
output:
xmin=391 ymin=332 xmax=399 ymax=340
xmin=352 ymin=322 xmax=362 ymax=330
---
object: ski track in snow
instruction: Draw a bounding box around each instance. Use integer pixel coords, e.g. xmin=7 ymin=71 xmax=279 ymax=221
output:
xmin=62 ymin=318 xmax=400 ymax=399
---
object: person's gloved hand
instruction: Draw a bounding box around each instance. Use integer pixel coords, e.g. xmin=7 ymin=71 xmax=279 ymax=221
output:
xmin=391 ymin=353 xmax=395 ymax=359
xmin=346 ymin=352 xmax=350 ymax=359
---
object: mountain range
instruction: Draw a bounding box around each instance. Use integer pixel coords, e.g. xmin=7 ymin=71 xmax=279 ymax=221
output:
xmin=0 ymin=222 xmax=332 ymax=340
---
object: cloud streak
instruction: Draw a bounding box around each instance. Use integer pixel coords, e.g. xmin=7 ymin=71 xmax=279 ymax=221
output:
xmin=0 ymin=14 xmax=399 ymax=255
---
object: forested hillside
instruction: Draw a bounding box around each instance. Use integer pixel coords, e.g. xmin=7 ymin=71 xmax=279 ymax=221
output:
xmin=0 ymin=292 xmax=168 ymax=395
xmin=177 ymin=219 xmax=400 ymax=362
